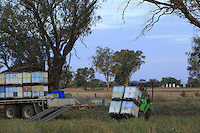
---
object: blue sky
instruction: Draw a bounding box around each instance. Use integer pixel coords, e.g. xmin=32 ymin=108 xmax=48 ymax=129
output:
xmin=0 ymin=1 xmax=195 ymax=84
xmin=70 ymin=1 xmax=195 ymax=83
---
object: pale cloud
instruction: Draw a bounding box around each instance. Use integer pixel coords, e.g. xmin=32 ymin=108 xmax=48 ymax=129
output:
xmin=173 ymin=37 xmax=192 ymax=44
xmin=146 ymin=34 xmax=191 ymax=44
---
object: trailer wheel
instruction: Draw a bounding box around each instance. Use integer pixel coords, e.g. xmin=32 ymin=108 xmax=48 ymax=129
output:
xmin=4 ymin=105 xmax=19 ymax=119
xmin=22 ymin=105 xmax=35 ymax=119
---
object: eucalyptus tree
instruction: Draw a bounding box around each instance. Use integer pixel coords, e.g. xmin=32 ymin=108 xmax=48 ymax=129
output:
xmin=60 ymin=65 xmax=74 ymax=89
xmin=91 ymin=46 xmax=115 ymax=90
xmin=161 ymin=77 xmax=181 ymax=86
xmin=0 ymin=0 xmax=100 ymax=91
xmin=73 ymin=67 xmax=95 ymax=88
xmin=187 ymin=37 xmax=200 ymax=82
xmin=113 ymin=49 xmax=145 ymax=86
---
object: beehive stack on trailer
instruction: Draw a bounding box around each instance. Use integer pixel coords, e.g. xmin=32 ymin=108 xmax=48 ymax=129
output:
xmin=0 ymin=72 xmax=49 ymax=99
xmin=109 ymin=86 xmax=142 ymax=118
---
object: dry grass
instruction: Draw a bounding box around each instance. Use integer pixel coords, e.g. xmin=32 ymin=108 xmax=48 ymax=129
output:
xmin=62 ymin=87 xmax=200 ymax=103
xmin=1 ymin=106 xmax=200 ymax=133
xmin=0 ymin=87 xmax=200 ymax=133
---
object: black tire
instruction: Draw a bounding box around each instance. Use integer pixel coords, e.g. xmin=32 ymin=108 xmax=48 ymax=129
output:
xmin=138 ymin=111 xmax=144 ymax=117
xmin=4 ymin=105 xmax=19 ymax=119
xmin=22 ymin=105 xmax=35 ymax=119
xmin=145 ymin=110 xmax=152 ymax=121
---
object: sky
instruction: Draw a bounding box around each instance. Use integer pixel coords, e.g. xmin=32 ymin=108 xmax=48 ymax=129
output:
xmin=70 ymin=1 xmax=195 ymax=84
xmin=0 ymin=1 xmax=195 ymax=84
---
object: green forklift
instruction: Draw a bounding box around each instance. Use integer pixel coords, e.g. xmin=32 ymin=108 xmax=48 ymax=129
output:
xmin=130 ymin=81 xmax=154 ymax=120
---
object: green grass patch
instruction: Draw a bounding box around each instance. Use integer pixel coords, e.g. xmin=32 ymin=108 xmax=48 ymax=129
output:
xmin=0 ymin=100 xmax=200 ymax=133
xmin=1 ymin=115 xmax=200 ymax=133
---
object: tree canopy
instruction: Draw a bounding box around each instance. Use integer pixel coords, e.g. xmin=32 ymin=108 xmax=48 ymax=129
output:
xmin=187 ymin=37 xmax=200 ymax=84
xmin=113 ymin=49 xmax=145 ymax=86
xmin=161 ymin=77 xmax=181 ymax=85
xmin=73 ymin=67 xmax=95 ymax=88
xmin=91 ymin=46 xmax=115 ymax=90
xmin=60 ymin=65 xmax=74 ymax=89
xmin=0 ymin=0 xmax=100 ymax=91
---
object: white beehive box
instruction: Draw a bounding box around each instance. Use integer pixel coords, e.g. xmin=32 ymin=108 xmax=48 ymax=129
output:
xmin=0 ymin=93 xmax=5 ymax=98
xmin=109 ymin=101 xmax=122 ymax=114
xmin=109 ymin=107 xmax=121 ymax=114
xmin=112 ymin=92 xmax=124 ymax=99
xmin=120 ymin=108 xmax=132 ymax=114
xmin=23 ymin=92 xmax=31 ymax=98
xmin=17 ymin=92 xmax=23 ymax=98
xmin=110 ymin=101 xmax=121 ymax=107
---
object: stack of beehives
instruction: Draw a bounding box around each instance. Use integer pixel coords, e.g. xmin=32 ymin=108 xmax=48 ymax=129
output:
xmin=0 ymin=72 xmax=48 ymax=99
xmin=109 ymin=86 xmax=142 ymax=117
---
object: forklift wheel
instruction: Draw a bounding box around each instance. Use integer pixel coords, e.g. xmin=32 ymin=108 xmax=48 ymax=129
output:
xmin=145 ymin=110 xmax=152 ymax=121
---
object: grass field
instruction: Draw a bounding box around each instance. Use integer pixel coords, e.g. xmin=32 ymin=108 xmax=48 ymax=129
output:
xmin=63 ymin=87 xmax=200 ymax=103
xmin=0 ymin=87 xmax=200 ymax=133
xmin=1 ymin=100 xmax=200 ymax=133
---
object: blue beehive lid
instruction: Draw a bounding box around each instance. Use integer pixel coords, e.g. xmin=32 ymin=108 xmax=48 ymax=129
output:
xmin=113 ymin=86 xmax=125 ymax=93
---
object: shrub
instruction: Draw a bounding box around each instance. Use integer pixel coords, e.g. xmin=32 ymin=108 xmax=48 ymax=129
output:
xmin=180 ymin=91 xmax=186 ymax=97
xmin=195 ymin=92 xmax=200 ymax=97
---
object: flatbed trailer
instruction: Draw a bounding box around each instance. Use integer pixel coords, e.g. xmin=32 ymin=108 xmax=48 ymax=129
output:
xmin=0 ymin=72 xmax=97 ymax=121
xmin=0 ymin=98 xmax=48 ymax=119
xmin=0 ymin=98 xmax=96 ymax=120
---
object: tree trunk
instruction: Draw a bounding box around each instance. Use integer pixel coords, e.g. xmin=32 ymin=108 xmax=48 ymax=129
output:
xmin=124 ymin=78 xmax=129 ymax=87
xmin=106 ymin=76 xmax=110 ymax=91
xmin=106 ymin=82 xmax=110 ymax=91
xmin=48 ymin=57 xmax=65 ymax=93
